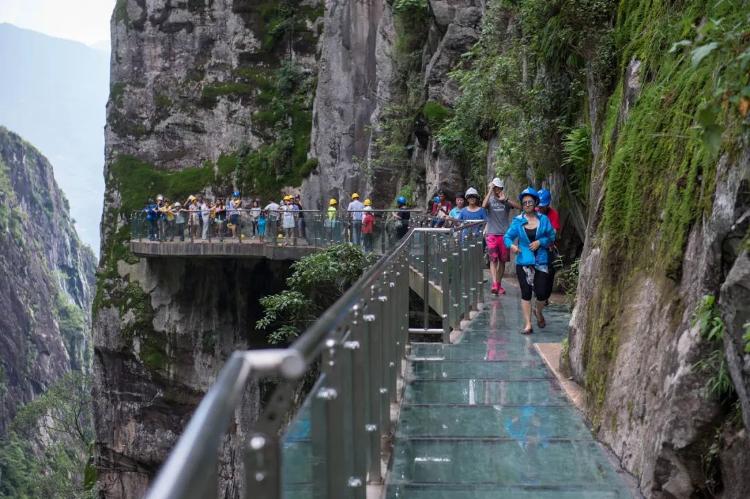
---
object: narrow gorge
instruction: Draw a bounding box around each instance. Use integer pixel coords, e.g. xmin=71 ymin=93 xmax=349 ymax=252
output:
xmin=0 ymin=126 xmax=96 ymax=496
xmin=96 ymin=0 xmax=749 ymax=498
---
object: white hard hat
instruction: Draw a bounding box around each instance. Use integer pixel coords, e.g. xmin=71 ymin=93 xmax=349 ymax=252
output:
xmin=491 ymin=177 xmax=504 ymax=189
xmin=465 ymin=187 xmax=480 ymax=198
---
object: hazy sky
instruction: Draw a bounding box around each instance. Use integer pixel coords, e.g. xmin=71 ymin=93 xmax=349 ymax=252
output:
xmin=0 ymin=0 xmax=116 ymax=46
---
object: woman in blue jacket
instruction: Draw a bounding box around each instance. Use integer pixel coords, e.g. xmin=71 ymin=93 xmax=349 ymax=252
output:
xmin=504 ymin=187 xmax=556 ymax=334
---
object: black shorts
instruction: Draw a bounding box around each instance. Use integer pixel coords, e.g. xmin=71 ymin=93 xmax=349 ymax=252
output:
xmin=515 ymin=265 xmax=553 ymax=301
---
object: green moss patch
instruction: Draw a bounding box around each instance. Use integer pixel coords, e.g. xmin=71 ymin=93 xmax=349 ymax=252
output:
xmin=233 ymin=62 xmax=318 ymax=198
xmin=200 ymin=82 xmax=255 ymax=107
xmin=109 ymin=155 xmax=233 ymax=215
xmin=422 ymin=101 xmax=453 ymax=129
xmin=581 ymin=0 xmax=749 ymax=420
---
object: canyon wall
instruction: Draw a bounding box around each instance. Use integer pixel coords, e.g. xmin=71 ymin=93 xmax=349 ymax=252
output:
xmin=0 ymin=126 xmax=95 ymax=434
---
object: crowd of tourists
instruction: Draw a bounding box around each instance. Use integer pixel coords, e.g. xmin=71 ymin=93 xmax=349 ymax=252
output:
xmin=426 ymin=178 xmax=561 ymax=335
xmin=140 ymin=191 xmax=413 ymax=250
xmin=142 ymin=178 xmax=560 ymax=333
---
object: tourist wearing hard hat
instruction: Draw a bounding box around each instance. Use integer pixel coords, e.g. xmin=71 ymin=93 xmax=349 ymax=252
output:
xmin=347 ymin=192 xmax=365 ymax=246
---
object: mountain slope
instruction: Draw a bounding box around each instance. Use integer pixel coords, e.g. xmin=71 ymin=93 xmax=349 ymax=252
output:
xmin=0 ymin=126 xmax=96 ymax=434
xmin=0 ymin=23 xmax=108 ymax=250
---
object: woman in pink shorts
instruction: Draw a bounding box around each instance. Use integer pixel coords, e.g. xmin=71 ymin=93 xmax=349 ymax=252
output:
xmin=483 ymin=178 xmax=520 ymax=294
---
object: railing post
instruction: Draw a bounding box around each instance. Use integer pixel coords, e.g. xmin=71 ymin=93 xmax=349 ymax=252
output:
xmin=461 ymin=239 xmax=470 ymax=320
xmin=440 ymin=235 xmax=451 ymax=343
xmin=451 ymin=241 xmax=460 ymax=330
xmin=346 ymin=312 xmax=367 ymax=498
xmin=468 ymin=235 xmax=477 ymax=310
xmin=422 ymin=231 xmax=430 ymax=331
xmin=476 ymin=233 xmax=485 ymax=306
xmin=364 ymin=291 xmax=383 ymax=484
xmin=243 ymin=433 xmax=279 ymax=499
xmin=239 ymin=210 xmax=243 ymax=244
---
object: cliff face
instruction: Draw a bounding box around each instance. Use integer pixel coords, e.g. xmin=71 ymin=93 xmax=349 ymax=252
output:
xmin=97 ymin=0 xmax=749 ymax=497
xmin=0 ymin=126 xmax=95 ymax=434
xmin=565 ymin=2 xmax=750 ymax=497
xmin=304 ymin=0 xmax=484 ymax=207
xmin=97 ymin=4 xmax=316 ymax=496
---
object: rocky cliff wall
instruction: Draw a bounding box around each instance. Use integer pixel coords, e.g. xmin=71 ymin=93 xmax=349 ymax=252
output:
xmin=565 ymin=2 xmax=750 ymax=497
xmin=96 ymin=2 xmax=322 ymax=496
xmin=0 ymin=126 xmax=95 ymax=434
xmin=304 ymin=0 xmax=485 ymax=208
xmin=97 ymin=0 xmax=749 ymax=497
xmin=96 ymin=1 xmax=489 ymax=494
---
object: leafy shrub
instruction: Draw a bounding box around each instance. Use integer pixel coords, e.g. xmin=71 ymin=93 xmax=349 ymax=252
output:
xmin=562 ymin=125 xmax=591 ymax=203
xmin=257 ymin=244 xmax=377 ymax=344
xmin=0 ymin=372 xmax=94 ymax=498
xmin=693 ymin=295 xmax=736 ymax=401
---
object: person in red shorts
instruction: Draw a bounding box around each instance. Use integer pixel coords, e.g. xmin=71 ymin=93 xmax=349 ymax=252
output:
xmin=483 ymin=178 xmax=521 ymax=295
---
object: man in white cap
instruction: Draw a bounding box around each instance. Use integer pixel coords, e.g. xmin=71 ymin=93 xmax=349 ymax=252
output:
xmin=483 ymin=177 xmax=520 ymax=295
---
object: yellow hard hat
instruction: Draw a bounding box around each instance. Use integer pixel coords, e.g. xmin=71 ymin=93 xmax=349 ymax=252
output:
xmin=351 ymin=192 xmax=360 ymax=199
xmin=329 ymin=198 xmax=337 ymax=206
xmin=364 ymin=198 xmax=372 ymax=206
xmin=284 ymin=195 xmax=292 ymax=201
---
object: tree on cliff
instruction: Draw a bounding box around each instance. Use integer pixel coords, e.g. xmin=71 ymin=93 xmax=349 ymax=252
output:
xmin=257 ymin=244 xmax=377 ymax=344
xmin=0 ymin=372 xmax=95 ymax=498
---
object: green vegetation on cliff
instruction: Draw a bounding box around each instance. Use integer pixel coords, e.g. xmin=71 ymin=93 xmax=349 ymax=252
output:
xmin=0 ymin=372 xmax=95 ymax=498
xmin=257 ymin=244 xmax=377 ymax=344
xmin=416 ymin=0 xmax=749 ymax=428
xmin=367 ymin=0 xmax=430 ymax=189
xmin=587 ymin=0 xmax=749 ymax=419
xmin=435 ymin=0 xmax=606 ymax=185
xmin=234 ymin=62 xmax=318 ymax=198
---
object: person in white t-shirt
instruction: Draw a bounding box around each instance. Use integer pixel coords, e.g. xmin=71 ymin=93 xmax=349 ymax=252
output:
xmin=200 ymin=199 xmax=211 ymax=240
xmin=347 ymin=192 xmax=365 ymax=245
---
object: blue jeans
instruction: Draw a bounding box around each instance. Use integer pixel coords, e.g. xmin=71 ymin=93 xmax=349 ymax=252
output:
xmin=351 ymin=220 xmax=362 ymax=245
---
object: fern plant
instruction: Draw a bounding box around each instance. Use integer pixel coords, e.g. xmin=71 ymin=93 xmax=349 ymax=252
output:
xmin=692 ymin=295 xmax=735 ymax=401
xmin=562 ymin=125 xmax=592 ymax=204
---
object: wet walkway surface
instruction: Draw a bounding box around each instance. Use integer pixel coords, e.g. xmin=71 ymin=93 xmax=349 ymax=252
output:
xmin=386 ymin=282 xmax=634 ymax=498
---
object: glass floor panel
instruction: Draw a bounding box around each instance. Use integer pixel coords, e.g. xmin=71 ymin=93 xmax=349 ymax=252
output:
xmin=386 ymin=280 xmax=634 ymax=498
xmin=389 ymin=439 xmax=626 ymax=487
xmin=386 ymin=484 xmax=630 ymax=499
xmin=410 ymin=341 xmax=540 ymax=361
xmin=403 ymin=379 xmax=568 ymax=405
xmin=396 ymin=405 xmax=590 ymax=439
xmin=409 ymin=360 xmax=552 ymax=380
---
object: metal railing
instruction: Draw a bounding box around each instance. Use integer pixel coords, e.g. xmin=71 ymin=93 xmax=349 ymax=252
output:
xmin=144 ymin=221 xmax=486 ymax=499
xmin=129 ymin=209 xmax=440 ymax=254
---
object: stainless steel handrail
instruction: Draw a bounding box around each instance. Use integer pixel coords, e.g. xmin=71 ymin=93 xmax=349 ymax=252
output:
xmin=144 ymin=221 xmax=486 ymax=499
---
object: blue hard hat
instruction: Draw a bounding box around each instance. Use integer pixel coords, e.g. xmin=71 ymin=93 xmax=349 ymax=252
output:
xmin=518 ymin=186 xmax=540 ymax=205
xmin=397 ymin=196 xmax=407 ymax=206
xmin=433 ymin=196 xmax=440 ymax=203
xmin=233 ymin=191 xmax=240 ymax=197
xmin=538 ymin=189 xmax=551 ymax=207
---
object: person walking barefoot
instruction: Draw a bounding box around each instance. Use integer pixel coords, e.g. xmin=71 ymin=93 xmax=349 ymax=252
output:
xmin=504 ymin=187 xmax=556 ymax=334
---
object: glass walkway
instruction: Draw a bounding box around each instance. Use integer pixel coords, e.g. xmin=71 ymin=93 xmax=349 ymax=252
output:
xmin=144 ymin=224 xmax=635 ymax=499
xmin=387 ymin=282 xmax=633 ymax=498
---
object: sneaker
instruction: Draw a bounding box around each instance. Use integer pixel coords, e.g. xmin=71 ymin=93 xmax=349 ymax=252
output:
xmin=490 ymin=283 xmax=499 ymax=295
xmin=498 ymin=286 xmax=506 ymax=295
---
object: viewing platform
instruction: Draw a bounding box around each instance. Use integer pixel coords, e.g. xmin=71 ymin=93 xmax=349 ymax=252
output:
xmin=129 ymin=239 xmax=319 ymax=260
xmin=129 ymin=209 xmax=432 ymax=259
